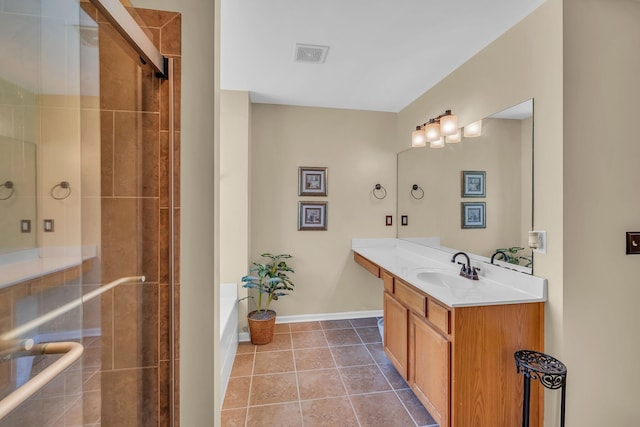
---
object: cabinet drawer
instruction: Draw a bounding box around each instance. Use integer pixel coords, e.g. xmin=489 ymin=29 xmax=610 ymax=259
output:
xmin=382 ymin=270 xmax=394 ymax=293
xmin=394 ymin=280 xmax=426 ymax=316
xmin=354 ymin=253 xmax=380 ymax=278
xmin=427 ymin=299 xmax=450 ymax=335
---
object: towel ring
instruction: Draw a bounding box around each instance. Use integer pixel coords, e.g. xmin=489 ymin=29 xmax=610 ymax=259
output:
xmin=411 ymin=184 xmax=424 ymax=200
xmin=0 ymin=181 xmax=14 ymax=200
xmin=372 ymin=184 xmax=387 ymax=200
xmin=50 ymin=181 xmax=71 ymax=200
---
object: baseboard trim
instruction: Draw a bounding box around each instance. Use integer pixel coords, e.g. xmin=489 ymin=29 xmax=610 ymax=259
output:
xmin=237 ymin=310 xmax=383 ymax=342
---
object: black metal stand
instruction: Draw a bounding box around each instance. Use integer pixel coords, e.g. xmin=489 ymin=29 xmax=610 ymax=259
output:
xmin=514 ymin=350 xmax=567 ymax=427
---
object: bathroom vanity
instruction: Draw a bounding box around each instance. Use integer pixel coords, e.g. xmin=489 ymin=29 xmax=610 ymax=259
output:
xmin=353 ymin=238 xmax=546 ymax=427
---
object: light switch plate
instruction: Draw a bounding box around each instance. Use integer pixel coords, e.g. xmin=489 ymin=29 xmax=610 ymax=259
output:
xmin=626 ymin=232 xmax=640 ymax=254
xmin=44 ymin=219 xmax=55 ymax=232
xmin=529 ymin=230 xmax=547 ymax=254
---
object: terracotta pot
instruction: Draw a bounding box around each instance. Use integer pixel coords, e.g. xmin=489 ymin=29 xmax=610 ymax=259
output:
xmin=247 ymin=310 xmax=277 ymax=345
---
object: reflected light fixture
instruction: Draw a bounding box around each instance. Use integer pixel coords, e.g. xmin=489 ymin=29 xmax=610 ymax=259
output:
xmin=430 ymin=137 xmax=445 ymax=148
xmin=445 ymin=128 xmax=462 ymax=143
xmin=412 ymin=109 xmax=458 ymax=147
xmin=411 ymin=126 xmax=427 ymax=147
xmin=464 ymin=120 xmax=482 ymax=138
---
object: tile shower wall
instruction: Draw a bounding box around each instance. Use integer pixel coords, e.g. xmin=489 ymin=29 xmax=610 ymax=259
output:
xmin=80 ymin=4 xmax=181 ymax=426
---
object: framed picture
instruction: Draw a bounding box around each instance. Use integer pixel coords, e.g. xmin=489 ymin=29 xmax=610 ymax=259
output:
xmin=298 ymin=201 xmax=327 ymax=231
xmin=461 ymin=171 xmax=486 ymax=198
xmin=299 ymin=167 xmax=327 ymax=196
xmin=461 ymin=202 xmax=486 ymax=229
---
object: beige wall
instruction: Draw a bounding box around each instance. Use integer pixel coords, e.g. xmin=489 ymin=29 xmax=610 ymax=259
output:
xmin=564 ymin=0 xmax=640 ymax=425
xmin=397 ymin=1 xmax=565 ymax=424
xmin=250 ymin=104 xmax=397 ymax=317
xmin=397 ymin=117 xmax=525 ymax=258
xmin=220 ymin=90 xmax=250 ymax=325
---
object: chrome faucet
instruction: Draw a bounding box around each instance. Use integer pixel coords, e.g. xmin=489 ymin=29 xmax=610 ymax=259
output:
xmin=490 ymin=250 xmax=509 ymax=265
xmin=451 ymin=252 xmax=480 ymax=280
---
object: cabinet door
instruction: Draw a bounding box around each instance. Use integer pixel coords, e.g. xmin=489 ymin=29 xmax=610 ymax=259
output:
xmin=383 ymin=292 xmax=408 ymax=379
xmin=410 ymin=313 xmax=450 ymax=427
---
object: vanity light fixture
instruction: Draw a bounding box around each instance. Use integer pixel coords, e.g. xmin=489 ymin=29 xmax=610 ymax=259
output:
xmin=411 ymin=126 xmax=427 ymax=147
xmin=430 ymin=137 xmax=445 ymax=148
xmin=445 ymin=128 xmax=462 ymax=143
xmin=412 ymin=110 xmax=458 ymax=147
xmin=464 ymin=120 xmax=482 ymax=138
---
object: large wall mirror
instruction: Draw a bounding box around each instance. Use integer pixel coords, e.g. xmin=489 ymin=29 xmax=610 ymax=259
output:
xmin=0 ymin=4 xmax=94 ymax=262
xmin=397 ymin=99 xmax=534 ymax=273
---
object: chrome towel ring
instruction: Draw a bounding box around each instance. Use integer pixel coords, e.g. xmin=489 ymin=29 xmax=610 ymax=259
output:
xmin=0 ymin=181 xmax=14 ymax=200
xmin=411 ymin=184 xmax=424 ymax=200
xmin=50 ymin=181 xmax=71 ymax=200
xmin=372 ymin=183 xmax=387 ymax=200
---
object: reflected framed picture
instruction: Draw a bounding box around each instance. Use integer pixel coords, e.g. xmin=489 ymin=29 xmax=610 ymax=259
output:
xmin=461 ymin=202 xmax=486 ymax=229
xmin=461 ymin=170 xmax=486 ymax=198
xmin=299 ymin=167 xmax=328 ymax=196
xmin=298 ymin=201 xmax=327 ymax=231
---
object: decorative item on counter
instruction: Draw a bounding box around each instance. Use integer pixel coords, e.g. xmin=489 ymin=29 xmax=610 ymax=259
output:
xmin=372 ymin=183 xmax=387 ymax=200
xmin=494 ymin=246 xmax=532 ymax=267
xmin=241 ymin=253 xmax=295 ymax=345
xmin=461 ymin=171 xmax=485 ymax=198
xmin=298 ymin=201 xmax=327 ymax=230
xmin=410 ymin=184 xmax=424 ymax=200
xmin=298 ymin=166 xmax=327 ymax=196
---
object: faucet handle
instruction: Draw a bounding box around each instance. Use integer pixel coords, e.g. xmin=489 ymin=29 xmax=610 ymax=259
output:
xmin=471 ymin=266 xmax=481 ymax=280
xmin=457 ymin=262 xmax=468 ymax=276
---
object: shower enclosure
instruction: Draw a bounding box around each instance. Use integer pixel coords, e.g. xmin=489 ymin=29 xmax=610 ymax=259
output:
xmin=0 ymin=0 xmax=180 ymax=425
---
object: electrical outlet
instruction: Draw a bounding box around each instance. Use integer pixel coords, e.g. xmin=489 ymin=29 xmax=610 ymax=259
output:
xmin=44 ymin=219 xmax=55 ymax=232
xmin=21 ymin=220 xmax=31 ymax=233
xmin=626 ymin=232 xmax=640 ymax=254
xmin=401 ymin=215 xmax=408 ymax=226
xmin=385 ymin=215 xmax=393 ymax=226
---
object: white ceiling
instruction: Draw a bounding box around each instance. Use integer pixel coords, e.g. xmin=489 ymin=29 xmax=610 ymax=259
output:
xmin=221 ymin=0 xmax=545 ymax=113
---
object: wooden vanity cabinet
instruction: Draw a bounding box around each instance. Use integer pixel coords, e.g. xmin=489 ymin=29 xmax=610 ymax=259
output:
xmin=357 ymin=253 xmax=543 ymax=427
xmin=410 ymin=312 xmax=450 ymax=427
xmin=383 ymin=292 xmax=408 ymax=378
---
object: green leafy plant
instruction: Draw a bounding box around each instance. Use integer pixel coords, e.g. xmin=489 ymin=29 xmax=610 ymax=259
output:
xmin=241 ymin=253 xmax=295 ymax=317
xmin=496 ymin=246 xmax=533 ymax=268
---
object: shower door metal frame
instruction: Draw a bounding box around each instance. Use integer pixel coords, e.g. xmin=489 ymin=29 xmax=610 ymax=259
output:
xmin=89 ymin=0 xmax=169 ymax=79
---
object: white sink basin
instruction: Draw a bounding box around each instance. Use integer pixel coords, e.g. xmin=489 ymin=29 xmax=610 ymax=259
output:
xmin=415 ymin=270 xmax=475 ymax=289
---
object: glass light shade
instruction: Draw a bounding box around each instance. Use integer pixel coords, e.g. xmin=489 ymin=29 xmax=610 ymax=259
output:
xmin=445 ymin=128 xmax=462 ymax=143
xmin=429 ymin=137 xmax=445 ymax=148
xmin=439 ymin=112 xmax=458 ymax=136
xmin=464 ymin=120 xmax=482 ymax=138
xmin=411 ymin=127 xmax=426 ymax=147
xmin=424 ymin=121 xmax=441 ymax=142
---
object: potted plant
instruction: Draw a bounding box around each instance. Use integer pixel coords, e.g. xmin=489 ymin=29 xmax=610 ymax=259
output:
xmin=495 ymin=246 xmax=533 ymax=268
xmin=241 ymin=253 xmax=295 ymax=345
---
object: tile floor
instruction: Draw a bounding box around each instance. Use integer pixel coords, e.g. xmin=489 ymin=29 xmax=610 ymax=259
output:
xmin=221 ymin=317 xmax=438 ymax=427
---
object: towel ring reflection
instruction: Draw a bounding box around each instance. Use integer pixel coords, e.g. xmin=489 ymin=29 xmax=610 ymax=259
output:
xmin=372 ymin=184 xmax=387 ymax=200
xmin=0 ymin=181 xmax=14 ymax=200
xmin=411 ymin=184 xmax=424 ymax=200
xmin=50 ymin=181 xmax=71 ymax=200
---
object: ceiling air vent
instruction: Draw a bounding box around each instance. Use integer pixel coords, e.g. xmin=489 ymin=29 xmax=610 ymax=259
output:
xmin=293 ymin=43 xmax=329 ymax=64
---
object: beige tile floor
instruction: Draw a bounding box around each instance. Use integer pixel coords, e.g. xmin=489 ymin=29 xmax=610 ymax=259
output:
xmin=222 ymin=317 xmax=438 ymax=427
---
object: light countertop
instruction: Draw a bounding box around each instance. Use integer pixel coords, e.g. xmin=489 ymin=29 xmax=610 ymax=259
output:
xmin=352 ymin=238 xmax=547 ymax=308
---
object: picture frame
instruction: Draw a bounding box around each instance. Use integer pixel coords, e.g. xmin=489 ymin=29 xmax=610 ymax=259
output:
xmin=298 ymin=201 xmax=327 ymax=231
xmin=461 ymin=171 xmax=486 ymax=198
xmin=461 ymin=202 xmax=486 ymax=229
xmin=298 ymin=167 xmax=328 ymax=196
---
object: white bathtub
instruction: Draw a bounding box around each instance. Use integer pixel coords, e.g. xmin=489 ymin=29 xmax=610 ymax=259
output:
xmin=220 ymin=283 xmax=238 ymax=399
